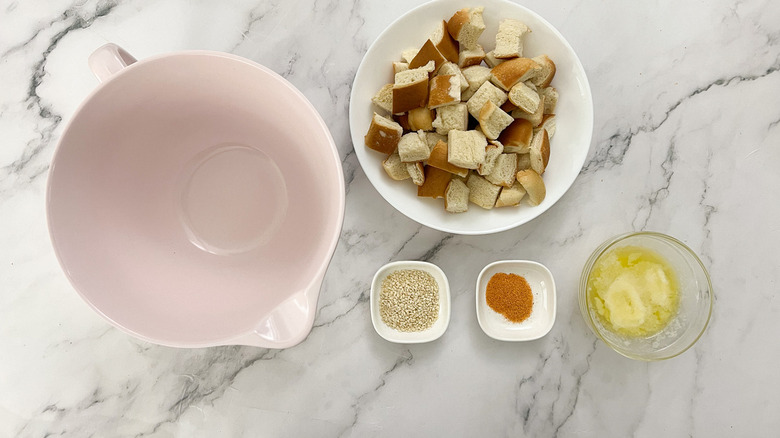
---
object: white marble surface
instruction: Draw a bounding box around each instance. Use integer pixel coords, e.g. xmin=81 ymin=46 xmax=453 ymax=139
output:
xmin=1 ymin=0 xmax=779 ymax=436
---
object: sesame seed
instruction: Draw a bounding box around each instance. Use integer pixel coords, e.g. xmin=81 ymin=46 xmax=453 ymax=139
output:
xmin=380 ymin=269 xmax=439 ymax=332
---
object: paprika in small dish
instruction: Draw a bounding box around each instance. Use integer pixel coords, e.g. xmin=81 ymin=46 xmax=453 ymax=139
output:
xmin=476 ymin=260 xmax=556 ymax=341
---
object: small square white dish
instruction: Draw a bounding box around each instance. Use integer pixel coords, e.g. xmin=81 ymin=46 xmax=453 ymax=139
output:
xmin=370 ymin=261 xmax=451 ymax=343
xmin=476 ymin=260 xmax=556 ymax=341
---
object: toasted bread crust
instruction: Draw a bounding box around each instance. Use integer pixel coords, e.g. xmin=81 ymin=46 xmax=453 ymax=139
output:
xmin=498 ymin=119 xmax=534 ymax=153
xmin=365 ymin=114 xmax=402 ymax=154
xmin=392 ymin=78 xmax=428 ymax=113
xmin=427 ymin=140 xmax=469 ymax=177
xmin=417 ymin=166 xmax=452 ymax=198
xmin=410 ymin=39 xmax=447 ymax=72
xmin=490 ymin=58 xmax=540 ymax=90
xmin=434 ymin=20 xmax=460 ymax=63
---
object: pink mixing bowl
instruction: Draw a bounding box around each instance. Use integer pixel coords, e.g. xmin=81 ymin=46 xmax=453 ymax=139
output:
xmin=46 ymin=44 xmax=345 ymax=348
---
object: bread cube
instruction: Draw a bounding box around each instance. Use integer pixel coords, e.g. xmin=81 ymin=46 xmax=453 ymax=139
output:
xmin=409 ymin=39 xmax=446 ymax=72
xmin=478 ymin=140 xmax=504 ymax=175
xmin=499 ymin=119 xmax=534 ymax=153
xmin=495 ymin=182 xmax=527 ymax=207
xmin=398 ymin=130 xmax=430 ymax=162
xmin=407 ymin=162 xmax=426 ymax=186
xmin=516 ymin=169 xmax=546 ymax=206
xmin=365 ymin=113 xmax=402 ymax=154
xmin=493 ymin=19 xmax=531 ymax=59
xmin=417 ymin=166 xmax=452 ymax=199
xmin=529 ymin=55 xmax=556 ymax=88
xmin=438 ymin=62 xmax=469 ymax=92
xmin=458 ymin=44 xmax=485 ymax=68
xmin=393 ymin=67 xmax=429 ymax=113
xmin=371 ymin=83 xmax=393 ymax=114
xmin=432 ymin=102 xmax=468 ymax=135
xmin=467 ymin=174 xmax=501 ymax=209
xmin=478 ymin=101 xmax=514 ymax=140
xmin=431 ymin=20 xmax=459 ymax=63
xmin=447 ymin=7 xmax=485 ymax=50
xmin=529 ymin=129 xmax=550 ymax=175
xmin=428 ymin=75 xmax=461 ymax=109
xmin=485 ymin=153 xmax=518 ymax=187
xmin=445 ymin=178 xmax=470 ymax=213
xmin=427 ymin=140 xmax=469 ymax=177
xmin=448 ymin=129 xmax=487 ymax=169
xmin=467 ymin=81 xmax=507 ymax=119
xmin=508 ymin=81 xmax=540 ymax=114
xmin=461 ymin=65 xmax=492 ymax=100
xmin=382 ymin=153 xmax=410 ymax=181
xmin=490 ymin=57 xmax=540 ymax=91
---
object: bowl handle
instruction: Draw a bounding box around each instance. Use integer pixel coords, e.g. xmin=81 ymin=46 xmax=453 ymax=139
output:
xmin=231 ymin=274 xmax=324 ymax=349
xmin=88 ymin=43 xmax=137 ymax=82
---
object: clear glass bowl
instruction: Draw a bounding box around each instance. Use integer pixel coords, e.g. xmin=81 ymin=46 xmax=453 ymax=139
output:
xmin=579 ymin=232 xmax=713 ymax=361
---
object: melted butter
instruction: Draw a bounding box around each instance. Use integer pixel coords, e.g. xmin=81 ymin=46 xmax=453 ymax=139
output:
xmin=588 ymin=246 xmax=680 ymax=337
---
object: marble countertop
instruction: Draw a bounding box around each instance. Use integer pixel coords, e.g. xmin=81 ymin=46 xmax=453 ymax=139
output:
xmin=2 ymin=0 xmax=779 ymax=436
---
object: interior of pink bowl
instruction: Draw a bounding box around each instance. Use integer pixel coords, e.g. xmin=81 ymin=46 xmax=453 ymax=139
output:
xmin=47 ymin=53 xmax=344 ymax=347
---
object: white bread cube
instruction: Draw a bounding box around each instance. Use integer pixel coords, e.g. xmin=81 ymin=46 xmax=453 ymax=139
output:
xmin=493 ymin=19 xmax=531 ymax=59
xmin=535 ymin=114 xmax=556 ymax=138
xmin=490 ymin=57 xmax=541 ymax=91
xmin=508 ymin=81 xmax=540 ymax=114
xmin=478 ymin=140 xmax=504 ymax=175
xmin=495 ymin=182 xmax=527 ymax=207
xmin=419 ymin=60 xmax=437 ymax=74
xmin=512 ymin=93 xmax=545 ymax=126
xmin=407 ymin=107 xmax=434 ymax=131
xmin=461 ymin=65 xmax=492 ymax=100
xmin=407 ymin=162 xmax=425 ymax=186
xmin=478 ymin=101 xmax=514 ymax=140
xmin=484 ymin=50 xmax=508 ymax=68
xmin=516 ymin=169 xmax=546 ymax=206
xmin=382 ymin=153 xmax=410 ymax=181
xmin=393 ymin=62 xmax=433 ymax=86
xmin=428 ymin=74 xmax=461 ymax=109
xmin=428 ymin=140 xmax=469 ymax=177
xmin=438 ymin=62 xmax=469 ymax=92
xmin=393 ymin=62 xmax=409 ymax=75
xmin=529 ymin=55 xmax=556 ymax=88
xmin=432 ymin=103 xmax=468 ymax=135
xmin=447 ymin=7 xmax=485 ymax=50
xmin=486 ymin=153 xmax=518 ymax=187
xmin=398 ymin=130 xmax=430 ymax=162
xmin=517 ymin=153 xmax=532 ymax=171
xmin=467 ymin=174 xmax=501 ymax=209
xmin=529 ymin=129 xmax=551 ymax=175
xmin=448 ymin=130 xmax=487 ymax=169
xmin=425 ymin=132 xmax=447 ymax=152
xmin=467 ymin=81 xmax=508 ymax=119
xmin=401 ymin=48 xmax=419 ymax=63
xmin=417 ymin=166 xmax=452 ymax=199
xmin=393 ymin=67 xmax=430 ymax=114
xmin=444 ymin=178 xmax=470 ymax=213
xmin=458 ymin=44 xmax=485 ymax=68
xmin=498 ymin=119 xmax=534 ymax=153
xmin=409 ymin=39 xmax=447 ymax=73
xmin=431 ymin=20 xmax=459 ymax=63
xmin=365 ymin=112 xmax=403 ymax=155
xmin=371 ymin=83 xmax=393 ymax=114
xmin=540 ymin=87 xmax=558 ymax=114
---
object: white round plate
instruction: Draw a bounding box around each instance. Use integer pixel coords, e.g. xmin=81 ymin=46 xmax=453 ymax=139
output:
xmin=349 ymin=0 xmax=593 ymax=235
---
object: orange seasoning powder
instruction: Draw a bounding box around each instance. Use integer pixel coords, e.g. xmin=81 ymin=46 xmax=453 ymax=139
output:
xmin=485 ymin=273 xmax=533 ymax=323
